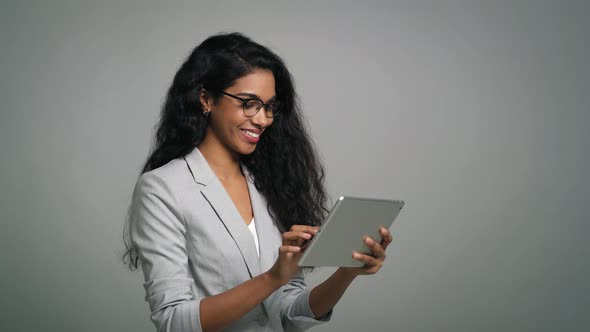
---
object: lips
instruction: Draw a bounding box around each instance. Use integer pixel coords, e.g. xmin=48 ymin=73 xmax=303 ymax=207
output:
xmin=240 ymin=128 xmax=261 ymax=143
xmin=241 ymin=129 xmax=260 ymax=138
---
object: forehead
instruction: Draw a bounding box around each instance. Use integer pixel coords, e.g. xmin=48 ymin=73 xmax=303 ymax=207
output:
xmin=228 ymin=69 xmax=276 ymax=100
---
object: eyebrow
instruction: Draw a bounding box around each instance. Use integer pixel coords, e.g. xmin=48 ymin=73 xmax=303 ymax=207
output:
xmin=235 ymin=92 xmax=277 ymax=102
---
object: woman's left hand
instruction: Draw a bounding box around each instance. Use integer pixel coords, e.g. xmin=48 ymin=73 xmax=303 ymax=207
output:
xmin=340 ymin=227 xmax=393 ymax=276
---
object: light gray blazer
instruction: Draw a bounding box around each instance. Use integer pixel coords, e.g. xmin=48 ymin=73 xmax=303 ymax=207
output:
xmin=130 ymin=146 xmax=333 ymax=332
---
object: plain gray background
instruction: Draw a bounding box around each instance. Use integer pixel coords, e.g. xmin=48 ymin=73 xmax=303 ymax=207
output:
xmin=1 ymin=0 xmax=589 ymax=331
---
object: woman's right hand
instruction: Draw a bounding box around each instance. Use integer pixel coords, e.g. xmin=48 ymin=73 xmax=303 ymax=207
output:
xmin=267 ymin=225 xmax=319 ymax=285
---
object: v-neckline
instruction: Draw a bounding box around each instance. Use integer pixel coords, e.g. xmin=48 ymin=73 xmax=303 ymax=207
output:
xmin=214 ymin=165 xmax=255 ymax=226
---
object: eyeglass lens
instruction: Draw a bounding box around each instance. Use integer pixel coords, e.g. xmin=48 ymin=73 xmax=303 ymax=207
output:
xmin=242 ymin=99 xmax=277 ymax=117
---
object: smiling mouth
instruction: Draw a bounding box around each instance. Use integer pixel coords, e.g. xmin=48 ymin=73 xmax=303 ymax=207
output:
xmin=241 ymin=129 xmax=260 ymax=138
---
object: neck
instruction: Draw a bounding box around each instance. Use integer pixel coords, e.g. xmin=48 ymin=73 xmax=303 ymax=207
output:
xmin=198 ymin=130 xmax=242 ymax=182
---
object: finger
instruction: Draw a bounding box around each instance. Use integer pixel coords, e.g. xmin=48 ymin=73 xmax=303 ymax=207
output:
xmin=279 ymin=245 xmax=302 ymax=254
xmin=379 ymin=227 xmax=393 ymax=250
xmin=352 ymin=251 xmax=379 ymax=267
xmin=282 ymin=231 xmax=312 ymax=245
xmin=364 ymin=236 xmax=386 ymax=259
xmin=290 ymin=225 xmax=320 ymax=235
xmin=283 ymin=231 xmax=313 ymax=240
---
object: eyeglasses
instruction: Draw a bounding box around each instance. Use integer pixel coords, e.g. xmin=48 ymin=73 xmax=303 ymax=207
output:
xmin=220 ymin=91 xmax=280 ymax=118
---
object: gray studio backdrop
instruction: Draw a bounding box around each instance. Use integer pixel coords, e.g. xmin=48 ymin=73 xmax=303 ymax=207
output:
xmin=1 ymin=1 xmax=588 ymax=331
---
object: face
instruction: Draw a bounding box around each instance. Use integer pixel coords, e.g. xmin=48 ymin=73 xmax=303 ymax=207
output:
xmin=202 ymin=69 xmax=276 ymax=155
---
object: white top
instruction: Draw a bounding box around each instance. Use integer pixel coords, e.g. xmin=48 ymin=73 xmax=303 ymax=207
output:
xmin=247 ymin=217 xmax=260 ymax=257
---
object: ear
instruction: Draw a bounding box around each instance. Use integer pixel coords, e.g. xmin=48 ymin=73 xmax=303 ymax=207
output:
xmin=199 ymin=89 xmax=214 ymax=111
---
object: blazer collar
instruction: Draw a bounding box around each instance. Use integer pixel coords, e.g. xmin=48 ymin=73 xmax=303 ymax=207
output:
xmin=183 ymin=146 xmax=276 ymax=278
xmin=183 ymin=145 xmax=215 ymax=186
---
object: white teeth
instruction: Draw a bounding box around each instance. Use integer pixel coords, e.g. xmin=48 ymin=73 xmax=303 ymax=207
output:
xmin=242 ymin=130 xmax=260 ymax=138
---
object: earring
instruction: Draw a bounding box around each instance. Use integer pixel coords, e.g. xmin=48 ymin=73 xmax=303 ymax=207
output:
xmin=202 ymin=108 xmax=210 ymax=117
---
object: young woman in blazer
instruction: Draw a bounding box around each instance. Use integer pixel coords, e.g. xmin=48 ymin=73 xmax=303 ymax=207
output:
xmin=123 ymin=32 xmax=394 ymax=332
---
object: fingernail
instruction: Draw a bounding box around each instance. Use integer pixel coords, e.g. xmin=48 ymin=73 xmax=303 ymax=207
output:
xmin=304 ymin=233 xmax=311 ymax=239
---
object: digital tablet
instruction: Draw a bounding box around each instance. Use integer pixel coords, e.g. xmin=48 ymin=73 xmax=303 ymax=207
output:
xmin=298 ymin=196 xmax=405 ymax=267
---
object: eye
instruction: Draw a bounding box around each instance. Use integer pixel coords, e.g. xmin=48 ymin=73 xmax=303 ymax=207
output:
xmin=243 ymin=100 xmax=261 ymax=110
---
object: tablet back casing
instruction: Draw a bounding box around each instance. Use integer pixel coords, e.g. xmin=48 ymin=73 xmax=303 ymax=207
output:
xmin=298 ymin=196 xmax=404 ymax=267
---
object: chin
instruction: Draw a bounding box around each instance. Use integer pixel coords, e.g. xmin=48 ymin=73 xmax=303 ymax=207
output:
xmin=241 ymin=146 xmax=257 ymax=155
xmin=235 ymin=143 xmax=257 ymax=155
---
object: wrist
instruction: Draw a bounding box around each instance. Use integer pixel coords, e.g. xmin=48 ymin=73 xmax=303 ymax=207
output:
xmin=336 ymin=267 xmax=360 ymax=281
xmin=263 ymin=270 xmax=288 ymax=288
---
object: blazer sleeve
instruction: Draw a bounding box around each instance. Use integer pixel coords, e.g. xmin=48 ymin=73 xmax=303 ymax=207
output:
xmin=279 ymin=269 xmax=333 ymax=331
xmin=130 ymin=172 xmax=203 ymax=332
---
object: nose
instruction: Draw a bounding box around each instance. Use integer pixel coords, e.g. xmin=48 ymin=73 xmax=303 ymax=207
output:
xmin=249 ymin=107 xmax=273 ymax=128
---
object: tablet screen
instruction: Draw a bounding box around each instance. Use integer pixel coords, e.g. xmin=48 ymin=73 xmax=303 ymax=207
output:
xmin=298 ymin=196 xmax=404 ymax=267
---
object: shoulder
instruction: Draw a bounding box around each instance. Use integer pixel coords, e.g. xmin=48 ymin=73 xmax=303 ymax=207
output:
xmin=133 ymin=157 xmax=196 ymax=202
xmin=130 ymin=156 xmax=200 ymax=230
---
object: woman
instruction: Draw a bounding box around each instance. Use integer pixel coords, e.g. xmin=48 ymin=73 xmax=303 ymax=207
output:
xmin=122 ymin=32 xmax=393 ymax=332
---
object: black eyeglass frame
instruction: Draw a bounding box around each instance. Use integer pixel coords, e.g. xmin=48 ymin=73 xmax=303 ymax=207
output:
xmin=220 ymin=91 xmax=280 ymax=118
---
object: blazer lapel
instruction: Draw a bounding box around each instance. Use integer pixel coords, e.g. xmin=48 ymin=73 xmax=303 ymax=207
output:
xmin=184 ymin=146 xmax=262 ymax=278
xmin=242 ymin=166 xmax=279 ymax=273
xmin=242 ymin=165 xmax=280 ymax=315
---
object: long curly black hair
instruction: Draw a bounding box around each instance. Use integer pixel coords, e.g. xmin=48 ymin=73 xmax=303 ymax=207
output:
xmin=122 ymin=32 xmax=329 ymax=270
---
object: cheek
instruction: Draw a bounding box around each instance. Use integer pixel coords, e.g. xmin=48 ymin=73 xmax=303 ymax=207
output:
xmin=211 ymin=112 xmax=244 ymax=140
xmin=211 ymin=109 xmax=235 ymax=128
